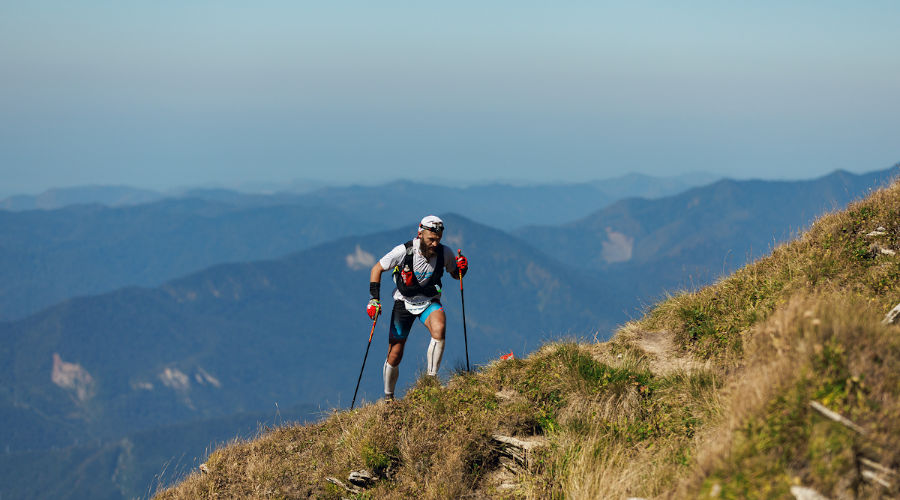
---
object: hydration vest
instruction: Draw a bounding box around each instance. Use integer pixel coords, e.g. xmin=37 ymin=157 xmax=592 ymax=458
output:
xmin=392 ymin=240 xmax=444 ymax=298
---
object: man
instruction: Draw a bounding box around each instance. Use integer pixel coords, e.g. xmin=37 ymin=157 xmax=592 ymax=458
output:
xmin=367 ymin=215 xmax=468 ymax=400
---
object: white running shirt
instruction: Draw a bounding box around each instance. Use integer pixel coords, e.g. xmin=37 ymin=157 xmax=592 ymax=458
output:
xmin=379 ymin=239 xmax=457 ymax=306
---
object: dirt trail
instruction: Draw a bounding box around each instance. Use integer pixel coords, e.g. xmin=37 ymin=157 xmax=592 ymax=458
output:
xmin=474 ymin=329 xmax=705 ymax=496
xmin=633 ymin=329 xmax=707 ymax=376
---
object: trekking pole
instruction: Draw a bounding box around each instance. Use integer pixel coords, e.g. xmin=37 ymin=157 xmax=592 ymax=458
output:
xmin=458 ymin=249 xmax=470 ymax=372
xmin=351 ymin=314 xmax=379 ymax=410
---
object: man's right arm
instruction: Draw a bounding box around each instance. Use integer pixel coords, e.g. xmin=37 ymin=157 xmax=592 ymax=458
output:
xmin=367 ymin=262 xmax=386 ymax=320
xmin=369 ymin=262 xmax=385 ymax=300
xmin=371 ymin=243 xmax=406 ymax=299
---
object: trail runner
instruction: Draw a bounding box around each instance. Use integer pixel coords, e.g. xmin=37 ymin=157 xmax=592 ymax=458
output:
xmin=367 ymin=215 xmax=468 ymax=400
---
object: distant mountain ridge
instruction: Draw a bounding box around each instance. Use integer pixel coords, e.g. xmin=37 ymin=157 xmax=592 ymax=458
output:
xmin=0 ymin=172 xmax=716 ymax=321
xmin=0 ymin=404 xmax=317 ymax=500
xmin=0 ymin=172 xmax=717 ymax=214
xmin=0 ymin=185 xmax=164 ymax=211
xmin=297 ymin=172 xmax=719 ymax=228
xmin=521 ymin=166 xmax=900 ymax=300
xmin=0 ymin=200 xmax=377 ymax=321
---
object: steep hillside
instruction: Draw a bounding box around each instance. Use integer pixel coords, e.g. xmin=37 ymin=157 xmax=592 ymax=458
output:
xmin=158 ymin=179 xmax=900 ymax=498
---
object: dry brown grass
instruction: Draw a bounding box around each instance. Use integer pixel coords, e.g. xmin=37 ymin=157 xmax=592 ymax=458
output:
xmin=156 ymin=370 xmax=530 ymax=499
xmin=552 ymin=345 xmax=721 ymax=499
xmin=667 ymin=293 xmax=900 ymax=498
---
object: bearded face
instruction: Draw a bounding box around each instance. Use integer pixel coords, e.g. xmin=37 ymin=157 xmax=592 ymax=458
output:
xmin=419 ymin=229 xmax=442 ymax=259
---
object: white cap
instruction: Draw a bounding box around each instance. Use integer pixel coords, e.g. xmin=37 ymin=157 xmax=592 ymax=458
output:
xmin=418 ymin=215 xmax=444 ymax=233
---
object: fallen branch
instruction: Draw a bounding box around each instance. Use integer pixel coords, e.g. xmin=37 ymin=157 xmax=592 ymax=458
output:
xmin=859 ymin=457 xmax=897 ymax=477
xmin=492 ymin=435 xmax=546 ymax=472
xmin=861 ymin=469 xmax=893 ymax=489
xmin=348 ymin=469 xmax=375 ymax=486
xmin=809 ymin=401 xmax=866 ymax=434
xmin=325 ymin=476 xmax=360 ymax=495
xmin=859 ymin=457 xmax=896 ymax=490
xmin=882 ymin=302 xmax=900 ymax=325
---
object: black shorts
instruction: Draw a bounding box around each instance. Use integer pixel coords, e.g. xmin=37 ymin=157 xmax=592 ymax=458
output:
xmin=388 ymin=299 xmax=443 ymax=342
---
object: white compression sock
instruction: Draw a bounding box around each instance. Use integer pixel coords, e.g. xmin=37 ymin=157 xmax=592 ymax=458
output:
xmin=427 ymin=338 xmax=445 ymax=376
xmin=383 ymin=360 xmax=399 ymax=396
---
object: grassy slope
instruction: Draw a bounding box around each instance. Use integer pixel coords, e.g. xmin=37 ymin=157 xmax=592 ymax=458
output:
xmin=156 ymin=180 xmax=900 ymax=499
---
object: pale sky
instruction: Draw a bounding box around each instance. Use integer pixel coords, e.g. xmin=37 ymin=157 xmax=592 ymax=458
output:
xmin=2 ymin=1 xmax=899 ymax=195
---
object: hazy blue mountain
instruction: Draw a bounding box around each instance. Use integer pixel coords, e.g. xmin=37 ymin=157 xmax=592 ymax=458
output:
xmin=588 ymin=171 xmax=718 ymax=200
xmin=0 ymin=199 xmax=380 ymax=321
xmin=1 ymin=172 xmax=716 ymax=215
xmin=0 ymin=173 xmax=715 ymax=321
xmin=0 ymin=185 xmax=164 ymax=211
xmin=0 ymin=404 xmax=316 ymax=500
xmin=299 ymin=172 xmax=719 ymax=228
xmin=0 ymin=215 xmax=616 ymax=454
xmin=176 ymin=188 xmax=311 ymax=207
xmin=521 ymin=166 xmax=900 ymax=302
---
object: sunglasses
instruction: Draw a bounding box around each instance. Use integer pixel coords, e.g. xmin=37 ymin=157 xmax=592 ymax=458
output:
xmin=420 ymin=223 xmax=444 ymax=234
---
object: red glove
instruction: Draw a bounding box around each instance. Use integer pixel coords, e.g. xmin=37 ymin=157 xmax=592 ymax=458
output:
xmin=456 ymin=254 xmax=468 ymax=273
xmin=366 ymin=299 xmax=381 ymax=320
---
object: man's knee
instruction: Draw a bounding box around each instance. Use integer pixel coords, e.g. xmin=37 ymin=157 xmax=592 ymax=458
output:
xmin=427 ymin=314 xmax=446 ymax=339
xmin=387 ymin=342 xmax=405 ymax=365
